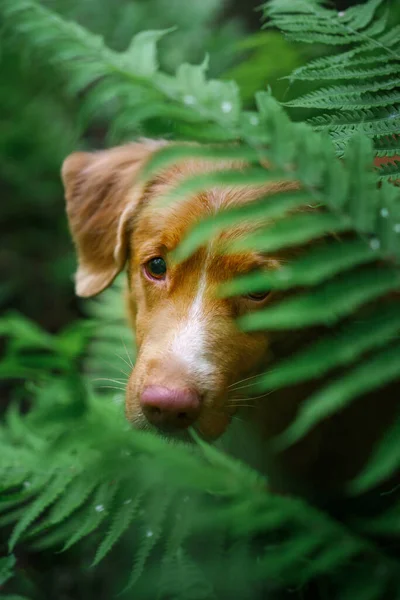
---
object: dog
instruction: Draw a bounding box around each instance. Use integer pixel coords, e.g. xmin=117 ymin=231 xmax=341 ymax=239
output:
xmin=61 ymin=140 xmax=398 ymax=499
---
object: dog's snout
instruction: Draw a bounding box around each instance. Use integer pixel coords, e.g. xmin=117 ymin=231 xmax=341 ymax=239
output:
xmin=140 ymin=385 xmax=201 ymax=431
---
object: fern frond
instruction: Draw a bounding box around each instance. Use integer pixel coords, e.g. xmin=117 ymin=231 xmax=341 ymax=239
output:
xmin=62 ymin=481 xmax=120 ymax=551
xmin=376 ymin=158 xmax=400 ymax=181
xmin=290 ymin=60 xmax=400 ymax=81
xmin=289 ymin=24 xmax=400 ymax=80
xmin=174 ymin=191 xmax=312 ymax=263
xmin=125 ymin=489 xmax=174 ymax=591
xmin=239 ymin=266 xmax=400 ymax=330
xmin=350 ymin=413 xmax=400 ymax=494
xmin=264 ymin=0 xmax=400 ymax=157
xmin=92 ymin=489 xmax=143 ymax=566
xmin=8 ymin=468 xmax=79 ymax=550
xmin=308 ymin=105 xmax=399 ymax=131
xmin=274 ymin=342 xmax=400 ymax=450
xmin=250 ymin=304 xmax=400 ymax=392
xmin=285 ymin=89 xmax=400 ymax=110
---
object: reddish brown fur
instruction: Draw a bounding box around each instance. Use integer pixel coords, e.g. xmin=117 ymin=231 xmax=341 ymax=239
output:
xmin=62 ymin=141 xmax=398 ymax=498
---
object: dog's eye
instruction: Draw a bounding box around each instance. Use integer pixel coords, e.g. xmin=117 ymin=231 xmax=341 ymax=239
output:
xmin=145 ymin=257 xmax=167 ymax=280
xmin=246 ymin=291 xmax=271 ymax=302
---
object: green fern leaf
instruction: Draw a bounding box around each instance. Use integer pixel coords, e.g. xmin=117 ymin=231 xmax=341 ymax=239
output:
xmin=121 ymin=29 xmax=171 ymax=77
xmin=252 ymin=303 xmax=400 ymax=392
xmin=284 ymin=89 xmax=400 ymax=110
xmin=235 ymin=212 xmax=350 ymax=254
xmin=221 ymin=239 xmax=380 ymax=296
xmin=358 ymin=501 xmax=400 ymax=536
xmin=289 ymin=61 xmax=400 ymax=82
xmin=376 ymin=158 xmax=400 ymax=180
xmin=29 ymin=514 xmax=88 ymax=551
xmin=62 ymin=481 xmax=119 ymax=551
xmin=175 ymin=191 xmax=310 ymax=263
xmin=92 ymin=490 xmax=143 ymax=566
xmin=349 ymin=413 xmax=400 ymax=494
xmin=264 ymin=0 xmax=400 ymax=158
xmin=291 ymin=56 xmax=400 ymax=81
xmin=289 ymin=25 xmax=400 ymax=79
xmin=124 ymin=489 xmax=174 ymax=590
xmin=264 ymin=0 xmax=386 ymax=40
xmin=31 ymin=471 xmax=99 ymax=535
xmin=239 ymin=266 xmax=400 ymax=331
xmin=274 ymin=17 xmax=387 ymax=46
xmin=308 ymin=106 xmax=400 ymax=132
xmin=0 ymin=555 xmax=16 ymax=586
xmin=8 ymin=469 xmax=78 ymax=550
xmin=275 ymin=342 xmax=400 ymax=451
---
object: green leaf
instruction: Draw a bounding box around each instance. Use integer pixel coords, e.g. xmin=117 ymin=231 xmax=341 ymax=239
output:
xmin=121 ymin=30 xmax=172 ymax=78
xmin=31 ymin=471 xmax=98 ymax=534
xmin=274 ymin=342 xmax=400 ymax=450
xmin=139 ymin=143 xmax=261 ymax=181
xmin=62 ymin=481 xmax=119 ymax=551
xmin=92 ymin=491 xmax=143 ymax=566
xmin=350 ymin=414 xmax=400 ymax=494
xmin=253 ymin=303 xmax=400 ymax=391
xmin=175 ymin=190 xmax=309 ymax=262
xmin=239 ymin=266 xmax=400 ymax=331
xmin=124 ymin=489 xmax=174 ymax=591
xmin=0 ymin=555 xmax=16 ymax=586
xmin=220 ymin=239 xmax=380 ymax=296
xmin=234 ymin=212 xmax=350 ymax=254
xmin=9 ymin=469 xmax=78 ymax=550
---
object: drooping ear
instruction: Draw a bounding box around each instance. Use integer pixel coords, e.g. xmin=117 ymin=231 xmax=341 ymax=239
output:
xmin=61 ymin=141 xmax=165 ymax=297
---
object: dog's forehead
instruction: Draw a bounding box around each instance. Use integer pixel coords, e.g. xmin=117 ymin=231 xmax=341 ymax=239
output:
xmin=134 ymin=175 xmax=265 ymax=252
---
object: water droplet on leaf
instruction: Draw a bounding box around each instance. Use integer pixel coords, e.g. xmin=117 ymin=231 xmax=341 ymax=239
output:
xmin=183 ymin=94 xmax=196 ymax=105
xmin=221 ymin=101 xmax=233 ymax=114
xmin=369 ymin=238 xmax=380 ymax=251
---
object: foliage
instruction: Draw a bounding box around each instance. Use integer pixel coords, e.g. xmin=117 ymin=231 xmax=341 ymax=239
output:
xmin=0 ymin=297 xmax=399 ymax=599
xmin=0 ymin=0 xmax=399 ymax=599
xmin=0 ymin=0 xmax=242 ymax=323
xmin=262 ymin=0 xmax=400 ymax=171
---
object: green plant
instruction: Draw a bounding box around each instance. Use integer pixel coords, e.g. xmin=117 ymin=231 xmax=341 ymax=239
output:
xmin=0 ymin=0 xmax=399 ymax=598
xmin=262 ymin=0 xmax=400 ymax=170
xmin=0 ymin=0 xmax=243 ymax=322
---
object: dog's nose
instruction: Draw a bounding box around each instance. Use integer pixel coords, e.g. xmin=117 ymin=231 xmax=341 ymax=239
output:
xmin=140 ymin=385 xmax=201 ymax=431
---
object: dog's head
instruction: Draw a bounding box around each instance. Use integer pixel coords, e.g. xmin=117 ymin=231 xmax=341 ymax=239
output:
xmin=62 ymin=141 xmax=299 ymax=441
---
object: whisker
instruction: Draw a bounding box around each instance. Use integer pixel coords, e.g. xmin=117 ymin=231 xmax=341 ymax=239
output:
xmin=228 ymin=371 xmax=266 ymax=390
xmin=97 ymin=385 xmax=127 ymax=391
xmin=231 ymin=415 xmax=244 ymax=423
xmin=113 ymin=365 xmax=131 ymax=378
xmin=92 ymin=377 xmax=128 ymax=385
xmin=115 ymin=351 xmax=134 ymax=371
xmin=121 ymin=335 xmax=134 ymax=368
xmin=229 ymin=380 xmax=269 ymax=393
xmin=99 ymin=358 xmax=131 ymax=378
xmin=230 ymin=389 xmax=276 ymax=402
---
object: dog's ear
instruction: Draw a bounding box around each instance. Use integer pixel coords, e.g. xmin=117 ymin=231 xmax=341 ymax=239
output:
xmin=61 ymin=142 xmax=165 ymax=297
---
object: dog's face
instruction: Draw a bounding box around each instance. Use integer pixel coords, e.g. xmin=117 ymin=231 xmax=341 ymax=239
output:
xmin=62 ymin=141 xmax=297 ymax=441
